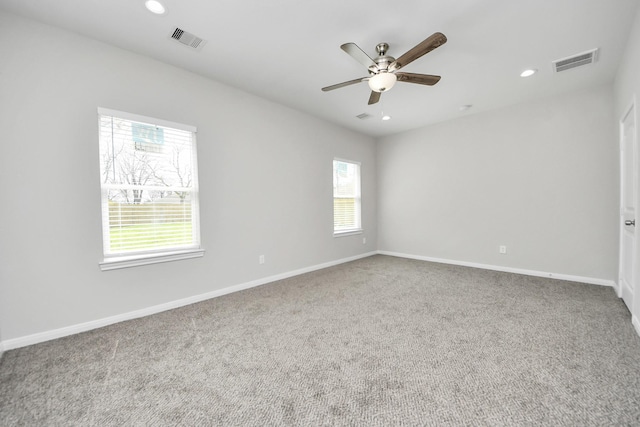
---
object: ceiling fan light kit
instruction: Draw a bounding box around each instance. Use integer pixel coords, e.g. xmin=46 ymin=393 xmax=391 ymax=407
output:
xmin=322 ymin=32 xmax=447 ymax=105
xmin=368 ymin=72 xmax=397 ymax=92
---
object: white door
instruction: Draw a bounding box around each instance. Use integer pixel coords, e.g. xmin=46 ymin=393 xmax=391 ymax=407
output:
xmin=619 ymin=102 xmax=637 ymax=313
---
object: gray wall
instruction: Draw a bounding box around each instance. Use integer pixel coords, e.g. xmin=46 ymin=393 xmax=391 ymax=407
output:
xmin=0 ymin=12 xmax=377 ymax=341
xmin=377 ymin=85 xmax=618 ymax=281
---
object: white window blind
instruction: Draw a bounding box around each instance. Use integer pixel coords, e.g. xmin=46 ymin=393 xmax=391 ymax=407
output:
xmin=333 ymin=159 xmax=361 ymax=234
xmin=97 ymin=108 xmax=201 ymax=263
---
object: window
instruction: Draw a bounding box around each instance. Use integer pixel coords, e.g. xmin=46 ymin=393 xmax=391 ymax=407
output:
xmin=333 ymin=159 xmax=362 ymax=235
xmin=97 ymin=108 xmax=203 ymax=270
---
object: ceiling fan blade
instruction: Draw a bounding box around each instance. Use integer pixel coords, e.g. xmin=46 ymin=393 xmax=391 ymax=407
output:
xmin=368 ymin=91 xmax=381 ymax=105
xmin=389 ymin=32 xmax=447 ymax=72
xmin=341 ymin=43 xmax=378 ymax=69
xmin=395 ymin=72 xmax=441 ymax=86
xmin=321 ymin=77 xmax=368 ymax=92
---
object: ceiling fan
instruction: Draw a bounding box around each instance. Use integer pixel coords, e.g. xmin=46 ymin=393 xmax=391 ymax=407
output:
xmin=321 ymin=32 xmax=447 ymax=105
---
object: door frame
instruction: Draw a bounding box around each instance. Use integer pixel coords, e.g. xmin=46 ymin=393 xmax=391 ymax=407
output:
xmin=618 ymin=96 xmax=640 ymax=335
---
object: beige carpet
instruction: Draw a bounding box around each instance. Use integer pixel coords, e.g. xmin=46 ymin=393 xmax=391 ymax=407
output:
xmin=2 ymin=255 xmax=640 ymax=426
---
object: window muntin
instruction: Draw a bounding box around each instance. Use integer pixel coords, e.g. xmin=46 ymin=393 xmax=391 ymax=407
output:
xmin=98 ymin=108 xmax=201 ymax=260
xmin=333 ymin=159 xmax=362 ymax=234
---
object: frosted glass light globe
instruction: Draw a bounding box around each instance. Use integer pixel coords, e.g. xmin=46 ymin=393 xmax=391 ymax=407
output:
xmin=368 ymin=72 xmax=397 ymax=92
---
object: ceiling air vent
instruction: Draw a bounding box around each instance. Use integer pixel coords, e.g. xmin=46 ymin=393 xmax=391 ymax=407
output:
xmin=170 ymin=27 xmax=206 ymax=50
xmin=552 ymin=48 xmax=599 ymax=73
xmin=356 ymin=113 xmax=372 ymax=120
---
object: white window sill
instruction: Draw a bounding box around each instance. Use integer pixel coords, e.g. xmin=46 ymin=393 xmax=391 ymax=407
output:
xmin=334 ymin=229 xmax=363 ymax=238
xmin=99 ymin=248 xmax=205 ymax=271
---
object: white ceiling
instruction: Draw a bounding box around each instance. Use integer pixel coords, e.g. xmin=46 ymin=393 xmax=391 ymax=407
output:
xmin=1 ymin=0 xmax=638 ymax=137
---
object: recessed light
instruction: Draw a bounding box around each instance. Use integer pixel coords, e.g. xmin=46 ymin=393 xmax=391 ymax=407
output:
xmin=459 ymin=104 xmax=472 ymax=111
xmin=520 ymin=69 xmax=537 ymax=77
xmin=382 ymin=115 xmax=391 ymax=121
xmin=145 ymin=0 xmax=166 ymax=14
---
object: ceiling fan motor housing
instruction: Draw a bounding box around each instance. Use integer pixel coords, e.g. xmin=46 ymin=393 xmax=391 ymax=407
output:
xmin=369 ymin=44 xmax=397 ymax=92
xmin=374 ymin=43 xmax=395 ymax=73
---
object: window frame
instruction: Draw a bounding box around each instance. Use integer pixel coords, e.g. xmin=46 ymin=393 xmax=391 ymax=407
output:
xmin=97 ymin=107 xmax=204 ymax=271
xmin=333 ymin=158 xmax=363 ymax=237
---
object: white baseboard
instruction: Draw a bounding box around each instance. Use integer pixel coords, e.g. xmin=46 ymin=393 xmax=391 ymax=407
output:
xmin=1 ymin=251 xmax=377 ymax=351
xmin=377 ymin=250 xmax=617 ymax=287
xmin=633 ymin=315 xmax=640 ymax=338
xmin=612 ymin=279 xmax=622 ymax=298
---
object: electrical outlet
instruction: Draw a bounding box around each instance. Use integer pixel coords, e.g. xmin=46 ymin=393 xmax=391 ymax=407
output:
xmin=363 ymin=237 xmax=367 ymax=244
xmin=499 ymin=246 xmax=507 ymax=254
xmin=259 ymin=255 xmax=265 ymax=264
